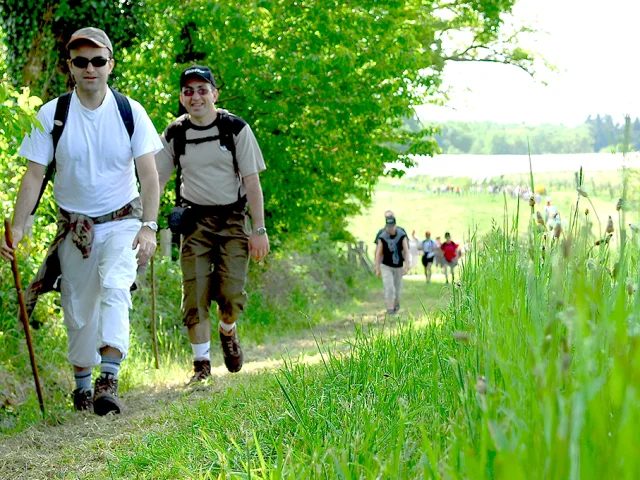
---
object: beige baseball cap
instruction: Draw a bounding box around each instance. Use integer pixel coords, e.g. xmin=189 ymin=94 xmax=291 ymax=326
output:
xmin=66 ymin=27 xmax=113 ymax=55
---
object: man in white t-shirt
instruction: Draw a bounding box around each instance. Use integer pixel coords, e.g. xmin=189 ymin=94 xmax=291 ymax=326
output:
xmin=156 ymin=65 xmax=270 ymax=384
xmin=0 ymin=27 xmax=162 ymax=415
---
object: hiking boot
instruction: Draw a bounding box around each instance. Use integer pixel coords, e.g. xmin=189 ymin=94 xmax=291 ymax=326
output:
xmin=72 ymin=388 xmax=93 ymax=411
xmin=188 ymin=359 xmax=212 ymax=385
xmin=93 ymin=373 xmax=124 ymax=416
xmin=219 ymin=327 xmax=243 ymax=373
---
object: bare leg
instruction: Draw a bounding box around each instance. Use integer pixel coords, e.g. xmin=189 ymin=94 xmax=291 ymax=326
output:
xmin=188 ymin=321 xmax=211 ymax=344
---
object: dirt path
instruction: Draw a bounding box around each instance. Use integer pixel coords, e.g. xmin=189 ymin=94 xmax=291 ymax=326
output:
xmin=0 ymin=277 xmax=449 ymax=479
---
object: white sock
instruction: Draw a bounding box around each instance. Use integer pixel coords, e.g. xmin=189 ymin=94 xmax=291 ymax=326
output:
xmin=219 ymin=321 xmax=236 ymax=333
xmin=191 ymin=341 xmax=211 ymax=361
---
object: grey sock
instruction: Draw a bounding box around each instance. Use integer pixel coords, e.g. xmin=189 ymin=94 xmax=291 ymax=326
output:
xmin=100 ymin=355 xmax=122 ymax=378
xmin=74 ymin=367 xmax=93 ymax=391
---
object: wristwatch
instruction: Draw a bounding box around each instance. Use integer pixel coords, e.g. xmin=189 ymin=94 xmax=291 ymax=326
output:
xmin=141 ymin=221 xmax=159 ymax=232
xmin=255 ymin=226 xmax=267 ymax=235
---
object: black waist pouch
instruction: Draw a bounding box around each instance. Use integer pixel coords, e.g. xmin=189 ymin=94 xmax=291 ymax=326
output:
xmin=168 ymin=206 xmax=194 ymax=234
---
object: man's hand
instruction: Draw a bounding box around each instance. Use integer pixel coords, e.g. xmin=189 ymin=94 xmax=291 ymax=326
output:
xmin=374 ymin=264 xmax=381 ymax=278
xmin=1 ymin=228 xmax=24 ymax=262
xmin=132 ymin=226 xmax=157 ymax=265
xmin=402 ymin=264 xmax=409 ymax=275
xmin=249 ymin=232 xmax=270 ymax=262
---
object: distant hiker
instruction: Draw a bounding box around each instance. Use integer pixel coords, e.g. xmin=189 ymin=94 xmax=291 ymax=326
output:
xmin=374 ymin=215 xmax=409 ymax=314
xmin=434 ymin=235 xmax=445 ymax=274
xmin=1 ymin=27 xmax=162 ymax=415
xmin=440 ymin=232 xmax=460 ymax=284
xmin=421 ymin=231 xmax=438 ymax=283
xmin=156 ymin=65 xmax=269 ymax=384
xmin=408 ymin=230 xmax=421 ymax=274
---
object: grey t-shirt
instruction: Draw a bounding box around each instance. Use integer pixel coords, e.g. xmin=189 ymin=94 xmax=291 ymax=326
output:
xmin=156 ymin=111 xmax=265 ymax=206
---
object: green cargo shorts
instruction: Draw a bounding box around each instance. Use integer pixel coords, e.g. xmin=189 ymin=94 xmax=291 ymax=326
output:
xmin=180 ymin=203 xmax=250 ymax=326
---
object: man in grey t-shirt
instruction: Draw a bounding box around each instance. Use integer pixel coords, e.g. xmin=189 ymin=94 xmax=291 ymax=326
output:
xmin=156 ymin=65 xmax=269 ymax=384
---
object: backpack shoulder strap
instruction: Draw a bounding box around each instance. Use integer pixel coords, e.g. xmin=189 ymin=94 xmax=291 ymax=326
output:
xmin=165 ymin=114 xmax=189 ymax=166
xmin=110 ymin=87 xmax=134 ymax=139
xmin=217 ymin=110 xmax=248 ymax=178
xmin=31 ymin=92 xmax=72 ymax=215
xmin=218 ymin=111 xmax=247 ymax=201
xmin=164 ymin=115 xmax=190 ymax=206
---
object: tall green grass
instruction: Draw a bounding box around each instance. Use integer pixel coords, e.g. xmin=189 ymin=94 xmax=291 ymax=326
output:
xmin=107 ymin=198 xmax=640 ymax=478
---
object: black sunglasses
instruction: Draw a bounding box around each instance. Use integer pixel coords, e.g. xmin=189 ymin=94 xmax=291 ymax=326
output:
xmin=70 ymin=56 xmax=110 ymax=69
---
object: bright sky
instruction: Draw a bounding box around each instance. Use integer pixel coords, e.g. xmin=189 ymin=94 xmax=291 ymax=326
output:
xmin=416 ymin=0 xmax=639 ymax=126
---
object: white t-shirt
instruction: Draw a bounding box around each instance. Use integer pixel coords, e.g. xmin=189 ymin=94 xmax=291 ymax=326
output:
xmin=422 ymin=239 xmax=437 ymax=258
xmin=19 ymin=89 xmax=163 ymax=217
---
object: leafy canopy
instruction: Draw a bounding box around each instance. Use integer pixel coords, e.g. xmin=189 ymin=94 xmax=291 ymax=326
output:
xmin=1 ymin=0 xmax=533 ymax=240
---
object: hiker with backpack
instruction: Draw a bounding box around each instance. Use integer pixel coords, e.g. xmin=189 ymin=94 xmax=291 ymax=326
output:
xmin=155 ymin=65 xmax=269 ymax=384
xmin=0 ymin=27 xmax=162 ymax=415
xmin=374 ymin=215 xmax=409 ymax=314
xmin=421 ymin=231 xmax=438 ymax=283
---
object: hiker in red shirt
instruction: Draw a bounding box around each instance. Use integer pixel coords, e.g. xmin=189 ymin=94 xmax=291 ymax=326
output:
xmin=440 ymin=232 xmax=460 ymax=284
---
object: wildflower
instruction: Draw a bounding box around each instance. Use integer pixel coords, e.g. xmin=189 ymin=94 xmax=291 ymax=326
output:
xmin=562 ymin=238 xmax=572 ymax=258
xmin=536 ymin=211 xmax=544 ymax=226
xmin=627 ymin=283 xmax=634 ymax=296
xmin=577 ymin=187 xmax=589 ymax=198
xmin=606 ymin=216 xmax=614 ymax=234
xmin=585 ymin=208 xmax=589 ymax=215
xmin=553 ymin=222 xmax=562 ymax=239
xmin=452 ymin=331 xmax=470 ymax=344
xmin=475 ymin=376 xmax=487 ymax=395
xmin=562 ymin=353 xmax=571 ymax=373
xmin=616 ymin=198 xmax=623 ymax=211
xmin=529 ymin=197 xmax=536 ymax=207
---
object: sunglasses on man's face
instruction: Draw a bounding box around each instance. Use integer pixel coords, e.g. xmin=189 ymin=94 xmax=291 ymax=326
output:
xmin=70 ymin=56 xmax=110 ymax=69
xmin=182 ymin=87 xmax=213 ymax=97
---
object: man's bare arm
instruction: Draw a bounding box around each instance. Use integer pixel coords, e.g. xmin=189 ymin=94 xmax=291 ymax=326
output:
xmin=132 ymin=152 xmax=160 ymax=264
xmin=243 ymin=173 xmax=269 ymax=262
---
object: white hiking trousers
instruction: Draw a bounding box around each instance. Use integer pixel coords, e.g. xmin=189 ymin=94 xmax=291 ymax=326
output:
xmin=58 ymin=218 xmax=140 ymax=367
xmin=381 ymin=264 xmax=403 ymax=307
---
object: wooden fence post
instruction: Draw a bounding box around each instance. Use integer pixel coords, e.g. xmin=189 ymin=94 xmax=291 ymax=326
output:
xmin=159 ymin=229 xmax=172 ymax=258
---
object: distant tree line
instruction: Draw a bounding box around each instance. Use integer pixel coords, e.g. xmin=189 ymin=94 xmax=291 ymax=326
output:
xmin=420 ymin=115 xmax=640 ymax=155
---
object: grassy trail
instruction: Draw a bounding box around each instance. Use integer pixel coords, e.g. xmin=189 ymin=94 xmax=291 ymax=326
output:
xmin=0 ymin=273 xmax=450 ymax=479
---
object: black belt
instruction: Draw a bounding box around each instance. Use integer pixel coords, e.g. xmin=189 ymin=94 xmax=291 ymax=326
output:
xmin=185 ymin=196 xmax=247 ymax=216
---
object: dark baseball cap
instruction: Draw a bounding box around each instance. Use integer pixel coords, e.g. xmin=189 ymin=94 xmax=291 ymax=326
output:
xmin=386 ymin=216 xmax=396 ymax=226
xmin=67 ymin=27 xmax=113 ymax=55
xmin=180 ymin=65 xmax=216 ymax=88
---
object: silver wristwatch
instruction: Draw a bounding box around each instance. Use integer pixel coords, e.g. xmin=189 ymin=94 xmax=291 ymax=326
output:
xmin=141 ymin=221 xmax=159 ymax=232
xmin=255 ymin=226 xmax=267 ymax=235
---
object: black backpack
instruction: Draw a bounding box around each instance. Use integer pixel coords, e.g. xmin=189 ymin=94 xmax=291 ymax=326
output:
xmin=165 ymin=111 xmax=243 ymax=206
xmin=31 ymin=87 xmax=135 ymax=214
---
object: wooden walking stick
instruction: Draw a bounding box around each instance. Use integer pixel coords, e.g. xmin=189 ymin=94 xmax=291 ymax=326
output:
xmin=150 ymin=255 xmax=160 ymax=369
xmin=4 ymin=218 xmax=46 ymax=417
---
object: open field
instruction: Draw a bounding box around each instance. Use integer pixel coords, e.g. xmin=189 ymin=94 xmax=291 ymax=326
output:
xmin=348 ymin=170 xmax=633 ymax=249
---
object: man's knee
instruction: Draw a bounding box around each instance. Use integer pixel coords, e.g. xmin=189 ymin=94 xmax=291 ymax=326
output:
xmin=101 ymin=287 xmax=132 ymax=308
xmin=216 ymin=286 xmax=247 ymax=322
